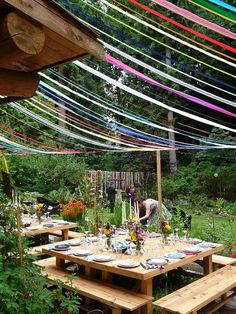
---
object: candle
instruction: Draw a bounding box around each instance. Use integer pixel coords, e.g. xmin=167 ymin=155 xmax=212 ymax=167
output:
xmin=129 ymin=198 xmax=132 ymax=219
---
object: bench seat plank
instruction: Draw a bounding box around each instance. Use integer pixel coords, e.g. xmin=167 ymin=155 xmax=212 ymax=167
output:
xmin=35 ymin=257 xmax=152 ymax=312
xmin=49 ymin=230 xmax=83 ymax=239
xmin=153 ymin=265 xmax=236 ymax=314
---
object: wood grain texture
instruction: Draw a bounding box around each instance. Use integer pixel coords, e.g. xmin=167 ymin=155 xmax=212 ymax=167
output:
xmin=153 ymin=265 xmax=236 ymax=314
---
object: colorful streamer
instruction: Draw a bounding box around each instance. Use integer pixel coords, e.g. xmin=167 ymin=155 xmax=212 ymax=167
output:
xmin=150 ymin=0 xmax=236 ymax=39
xmin=105 ymin=54 xmax=236 ymax=118
xmin=127 ymin=0 xmax=236 ymax=54
xmin=100 ymin=0 xmax=235 ymax=69
xmin=101 ymin=41 xmax=236 ymax=108
xmin=189 ymin=0 xmax=236 ymax=22
xmin=206 ymin=0 xmax=236 ymax=13
xmin=74 ymin=60 xmax=236 ymax=135
xmin=59 ymin=0 xmax=236 ymax=91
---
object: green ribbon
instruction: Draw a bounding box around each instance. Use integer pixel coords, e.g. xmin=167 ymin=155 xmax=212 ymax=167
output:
xmin=190 ymin=0 xmax=236 ymax=22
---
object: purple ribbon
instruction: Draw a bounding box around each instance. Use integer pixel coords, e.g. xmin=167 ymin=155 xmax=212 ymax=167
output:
xmin=105 ymin=54 xmax=236 ymax=118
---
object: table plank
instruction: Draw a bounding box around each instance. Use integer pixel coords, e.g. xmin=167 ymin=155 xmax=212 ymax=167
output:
xmin=21 ymin=222 xmax=77 ymax=240
xmin=42 ymin=243 xmax=224 ymax=295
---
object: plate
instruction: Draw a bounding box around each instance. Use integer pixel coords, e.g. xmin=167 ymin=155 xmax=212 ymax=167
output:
xmin=92 ymin=255 xmax=113 ymax=262
xmin=56 ymin=221 xmax=69 ymax=225
xmin=53 ymin=244 xmax=70 ymax=251
xmin=43 ymin=223 xmax=54 ymax=228
xmin=182 ymin=246 xmax=201 ymax=253
xmin=147 ymin=258 xmax=168 ymax=266
xmin=73 ymin=249 xmax=92 ymax=256
xmin=116 ymin=230 xmax=127 ymax=235
xmin=165 ymin=252 xmax=186 ymax=259
xmin=117 ymin=259 xmax=140 ymax=268
xmin=68 ymin=240 xmax=82 ymax=246
xmin=26 ymin=226 xmax=39 ymax=231
xmin=197 ymin=242 xmax=216 ymax=248
xmin=87 ymin=236 xmax=98 ymax=242
xmin=148 ymin=232 xmax=162 ymax=238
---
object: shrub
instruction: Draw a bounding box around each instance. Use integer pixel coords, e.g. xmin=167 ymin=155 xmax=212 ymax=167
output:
xmin=61 ymin=200 xmax=85 ymax=223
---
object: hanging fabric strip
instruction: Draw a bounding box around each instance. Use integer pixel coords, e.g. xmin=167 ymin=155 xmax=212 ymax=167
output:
xmin=188 ymin=0 xmax=236 ymax=22
xmin=100 ymin=0 xmax=235 ymax=69
xmin=105 ymin=54 xmax=236 ymax=118
xmin=60 ymin=0 xmax=236 ymax=91
xmin=74 ymin=60 xmax=236 ymax=135
xmin=206 ymin=0 xmax=236 ymax=13
xmin=127 ymin=0 xmax=236 ymax=54
xmin=101 ymin=41 xmax=236 ymax=108
xmin=150 ymin=0 xmax=236 ymax=39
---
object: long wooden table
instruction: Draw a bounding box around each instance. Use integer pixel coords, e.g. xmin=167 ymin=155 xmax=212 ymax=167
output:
xmin=21 ymin=222 xmax=77 ymax=240
xmin=42 ymin=239 xmax=224 ymax=313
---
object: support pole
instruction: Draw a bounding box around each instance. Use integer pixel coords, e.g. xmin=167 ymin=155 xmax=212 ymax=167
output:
xmin=156 ymin=150 xmax=162 ymax=216
xmin=16 ymin=205 xmax=24 ymax=266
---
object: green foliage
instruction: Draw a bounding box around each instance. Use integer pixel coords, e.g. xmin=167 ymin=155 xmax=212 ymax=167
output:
xmin=48 ymin=188 xmax=75 ymax=205
xmin=9 ymin=155 xmax=87 ymax=194
xmin=0 ymin=201 xmax=80 ymax=313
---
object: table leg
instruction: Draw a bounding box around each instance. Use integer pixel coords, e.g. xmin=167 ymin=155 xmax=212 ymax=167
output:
xmin=62 ymin=229 xmax=68 ymax=240
xmin=102 ymin=270 xmax=111 ymax=282
xmin=140 ymin=278 xmax=152 ymax=314
xmin=56 ymin=257 xmax=65 ymax=267
xmin=203 ymin=255 xmax=213 ymax=275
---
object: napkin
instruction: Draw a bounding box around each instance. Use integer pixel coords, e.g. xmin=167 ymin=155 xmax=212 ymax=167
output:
xmin=178 ymin=250 xmax=198 ymax=255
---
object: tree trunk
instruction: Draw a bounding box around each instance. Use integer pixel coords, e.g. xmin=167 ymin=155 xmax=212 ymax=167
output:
xmin=166 ymin=48 xmax=177 ymax=174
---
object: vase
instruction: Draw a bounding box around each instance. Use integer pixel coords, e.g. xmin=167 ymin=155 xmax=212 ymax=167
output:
xmin=136 ymin=239 xmax=142 ymax=252
xmin=106 ymin=237 xmax=112 ymax=249
xmin=162 ymin=235 xmax=169 ymax=246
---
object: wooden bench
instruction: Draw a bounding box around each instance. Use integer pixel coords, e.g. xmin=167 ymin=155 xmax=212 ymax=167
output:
xmin=49 ymin=230 xmax=83 ymax=239
xmin=35 ymin=257 xmax=152 ymax=314
xmin=153 ymin=265 xmax=236 ymax=314
xmin=197 ymin=254 xmax=236 ymax=271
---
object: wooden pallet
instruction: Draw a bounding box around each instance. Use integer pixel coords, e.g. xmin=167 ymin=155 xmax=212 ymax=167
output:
xmin=153 ymin=265 xmax=236 ymax=314
xmin=35 ymin=257 xmax=152 ymax=314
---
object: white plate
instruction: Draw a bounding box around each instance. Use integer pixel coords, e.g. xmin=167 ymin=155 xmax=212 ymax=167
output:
xmin=148 ymin=232 xmax=162 ymax=238
xmin=165 ymin=252 xmax=186 ymax=259
xmin=197 ymin=242 xmax=216 ymax=248
xmin=116 ymin=230 xmax=127 ymax=235
xmin=92 ymin=255 xmax=113 ymax=262
xmin=26 ymin=226 xmax=39 ymax=231
xmin=117 ymin=259 xmax=140 ymax=268
xmin=87 ymin=236 xmax=98 ymax=242
xmin=147 ymin=258 xmax=168 ymax=266
xmin=56 ymin=221 xmax=69 ymax=225
xmin=73 ymin=249 xmax=92 ymax=256
xmin=183 ymin=246 xmax=201 ymax=253
xmin=68 ymin=240 xmax=82 ymax=246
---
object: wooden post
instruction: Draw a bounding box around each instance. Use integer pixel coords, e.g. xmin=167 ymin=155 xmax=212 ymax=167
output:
xmin=93 ymin=197 xmax=98 ymax=235
xmin=156 ymin=150 xmax=162 ymax=216
xmin=16 ymin=205 xmax=24 ymax=266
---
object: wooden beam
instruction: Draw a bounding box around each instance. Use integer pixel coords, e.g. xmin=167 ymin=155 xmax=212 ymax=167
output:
xmin=0 ymin=10 xmax=45 ymax=66
xmin=0 ymin=69 xmax=39 ymax=97
xmin=2 ymin=0 xmax=104 ymax=60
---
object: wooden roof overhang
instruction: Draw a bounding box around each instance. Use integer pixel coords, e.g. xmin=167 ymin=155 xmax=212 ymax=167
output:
xmin=0 ymin=0 xmax=104 ymax=102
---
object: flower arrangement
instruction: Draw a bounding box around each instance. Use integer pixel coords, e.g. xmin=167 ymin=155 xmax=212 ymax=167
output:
xmin=130 ymin=224 xmax=145 ymax=251
xmin=60 ymin=200 xmax=85 ymax=222
xmin=34 ymin=203 xmax=45 ymax=222
xmin=159 ymin=220 xmax=172 ymax=244
xmin=103 ymin=223 xmax=114 ymax=248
